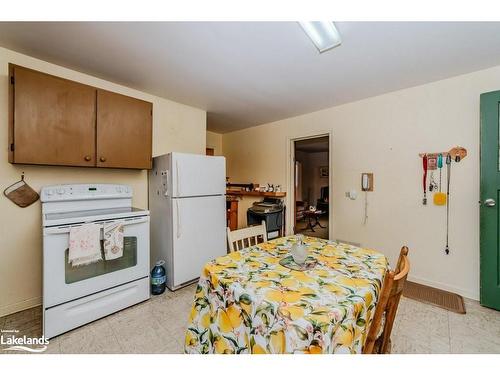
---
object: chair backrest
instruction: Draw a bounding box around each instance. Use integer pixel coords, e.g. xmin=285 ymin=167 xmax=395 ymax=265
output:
xmin=363 ymin=246 xmax=410 ymax=354
xmin=227 ymin=221 xmax=268 ymax=252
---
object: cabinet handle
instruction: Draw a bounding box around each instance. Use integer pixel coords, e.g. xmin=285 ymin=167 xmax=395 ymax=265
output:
xmin=100 ymin=157 xmax=106 ymax=162
xmin=84 ymin=155 xmax=91 ymax=161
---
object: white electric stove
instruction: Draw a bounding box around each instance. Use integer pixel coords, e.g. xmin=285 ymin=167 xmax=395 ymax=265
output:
xmin=41 ymin=184 xmax=150 ymax=339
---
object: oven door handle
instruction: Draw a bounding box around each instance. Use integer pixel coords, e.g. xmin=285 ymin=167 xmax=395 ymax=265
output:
xmin=44 ymin=216 xmax=149 ymax=235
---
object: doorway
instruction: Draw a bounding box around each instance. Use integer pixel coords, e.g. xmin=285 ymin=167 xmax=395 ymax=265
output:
xmin=293 ymin=135 xmax=330 ymax=239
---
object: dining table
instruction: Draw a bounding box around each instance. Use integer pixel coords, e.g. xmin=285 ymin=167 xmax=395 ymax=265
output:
xmin=184 ymin=235 xmax=388 ymax=354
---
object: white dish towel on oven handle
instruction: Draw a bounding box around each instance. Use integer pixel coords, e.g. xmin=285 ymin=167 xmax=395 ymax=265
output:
xmin=68 ymin=223 xmax=102 ymax=267
xmin=103 ymin=221 xmax=124 ymax=261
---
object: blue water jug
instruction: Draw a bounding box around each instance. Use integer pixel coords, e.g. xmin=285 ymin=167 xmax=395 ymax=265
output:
xmin=151 ymin=260 xmax=166 ymax=295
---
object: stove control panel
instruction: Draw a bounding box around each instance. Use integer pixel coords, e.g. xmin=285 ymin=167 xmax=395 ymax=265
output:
xmin=41 ymin=184 xmax=132 ymax=202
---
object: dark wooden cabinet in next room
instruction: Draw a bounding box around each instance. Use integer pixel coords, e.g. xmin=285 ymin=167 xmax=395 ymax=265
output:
xmin=8 ymin=64 xmax=152 ymax=169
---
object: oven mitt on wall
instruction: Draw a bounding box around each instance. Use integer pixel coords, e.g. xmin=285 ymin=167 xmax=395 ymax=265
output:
xmin=3 ymin=174 xmax=39 ymax=208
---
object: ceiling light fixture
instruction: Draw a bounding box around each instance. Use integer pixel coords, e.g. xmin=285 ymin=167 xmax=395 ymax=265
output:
xmin=298 ymin=21 xmax=342 ymax=53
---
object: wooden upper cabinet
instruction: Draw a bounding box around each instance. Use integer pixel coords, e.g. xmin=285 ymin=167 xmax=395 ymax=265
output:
xmin=9 ymin=65 xmax=96 ymax=167
xmin=96 ymin=89 xmax=152 ymax=169
xmin=8 ymin=64 xmax=153 ymax=169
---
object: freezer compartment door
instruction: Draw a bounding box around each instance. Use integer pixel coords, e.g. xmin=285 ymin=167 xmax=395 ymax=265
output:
xmin=171 ymin=195 xmax=226 ymax=288
xmin=171 ymin=152 xmax=226 ymax=197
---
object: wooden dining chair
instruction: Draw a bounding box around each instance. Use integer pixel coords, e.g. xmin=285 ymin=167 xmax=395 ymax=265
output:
xmin=227 ymin=221 xmax=268 ymax=252
xmin=363 ymin=246 xmax=410 ymax=354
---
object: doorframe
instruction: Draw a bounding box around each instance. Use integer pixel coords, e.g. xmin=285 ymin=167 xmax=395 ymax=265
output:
xmin=285 ymin=130 xmax=334 ymax=239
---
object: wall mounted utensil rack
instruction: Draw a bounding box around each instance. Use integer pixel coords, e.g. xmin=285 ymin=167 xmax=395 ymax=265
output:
xmin=418 ymin=152 xmax=449 ymax=158
xmin=419 ymin=146 xmax=467 ymax=161
xmin=418 ymin=146 xmax=467 ymax=255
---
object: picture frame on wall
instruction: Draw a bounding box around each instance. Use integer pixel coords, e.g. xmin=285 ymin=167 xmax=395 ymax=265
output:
xmin=319 ymin=166 xmax=328 ymax=178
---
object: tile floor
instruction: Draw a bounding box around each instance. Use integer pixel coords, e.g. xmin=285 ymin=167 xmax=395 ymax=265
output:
xmin=1 ymin=284 xmax=500 ymax=354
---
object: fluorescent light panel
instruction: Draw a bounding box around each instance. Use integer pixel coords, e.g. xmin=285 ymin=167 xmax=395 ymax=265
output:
xmin=299 ymin=21 xmax=341 ymax=53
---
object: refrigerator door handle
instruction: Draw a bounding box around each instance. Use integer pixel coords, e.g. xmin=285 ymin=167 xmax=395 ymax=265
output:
xmin=176 ymin=200 xmax=182 ymax=239
xmin=176 ymin=160 xmax=181 ymax=197
xmin=162 ymin=170 xmax=170 ymax=197
xmin=166 ymin=171 xmax=169 ymax=196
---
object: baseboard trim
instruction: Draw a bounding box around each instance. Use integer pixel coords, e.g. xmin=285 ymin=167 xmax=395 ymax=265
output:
xmin=408 ymin=275 xmax=479 ymax=301
xmin=0 ymin=297 xmax=42 ymax=318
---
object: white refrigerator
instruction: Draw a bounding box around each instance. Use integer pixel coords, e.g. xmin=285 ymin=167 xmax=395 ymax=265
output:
xmin=149 ymin=152 xmax=226 ymax=290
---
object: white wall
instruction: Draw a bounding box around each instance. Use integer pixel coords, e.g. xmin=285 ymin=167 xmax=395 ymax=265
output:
xmin=206 ymin=131 xmax=223 ymax=156
xmin=223 ymin=65 xmax=500 ymax=300
xmin=0 ymin=47 xmax=206 ymax=316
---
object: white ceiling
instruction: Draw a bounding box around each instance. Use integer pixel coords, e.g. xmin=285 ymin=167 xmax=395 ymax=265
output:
xmin=1 ymin=22 xmax=500 ymax=133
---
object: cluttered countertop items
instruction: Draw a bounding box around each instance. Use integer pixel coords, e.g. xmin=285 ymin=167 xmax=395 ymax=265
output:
xmin=226 ymin=181 xmax=286 ymax=197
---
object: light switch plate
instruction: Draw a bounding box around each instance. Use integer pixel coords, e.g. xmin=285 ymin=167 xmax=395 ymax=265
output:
xmin=345 ymin=190 xmax=357 ymax=200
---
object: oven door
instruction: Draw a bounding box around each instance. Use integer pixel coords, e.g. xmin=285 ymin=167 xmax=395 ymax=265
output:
xmin=43 ymin=216 xmax=150 ymax=308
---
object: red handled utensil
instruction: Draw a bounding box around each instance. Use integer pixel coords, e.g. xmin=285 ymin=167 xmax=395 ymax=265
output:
xmin=422 ymin=154 xmax=428 ymax=205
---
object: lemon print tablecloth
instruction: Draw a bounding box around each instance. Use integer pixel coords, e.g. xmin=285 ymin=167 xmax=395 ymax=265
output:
xmin=184 ymin=236 xmax=388 ymax=354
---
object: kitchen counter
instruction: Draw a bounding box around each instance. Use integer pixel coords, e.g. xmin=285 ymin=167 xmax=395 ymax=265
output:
xmin=226 ymin=190 xmax=286 ymax=198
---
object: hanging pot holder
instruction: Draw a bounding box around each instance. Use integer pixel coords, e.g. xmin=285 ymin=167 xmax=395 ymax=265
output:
xmin=3 ymin=174 xmax=39 ymax=208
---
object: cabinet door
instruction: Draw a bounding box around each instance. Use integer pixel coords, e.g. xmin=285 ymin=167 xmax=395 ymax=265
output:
xmin=96 ymin=90 xmax=152 ymax=169
xmin=10 ymin=65 xmax=96 ymax=166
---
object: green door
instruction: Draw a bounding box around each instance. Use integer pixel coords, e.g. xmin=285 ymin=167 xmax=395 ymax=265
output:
xmin=480 ymin=90 xmax=500 ymax=310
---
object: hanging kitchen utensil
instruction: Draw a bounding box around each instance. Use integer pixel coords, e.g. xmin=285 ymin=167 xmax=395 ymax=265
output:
xmin=434 ymin=153 xmax=446 ymax=206
xmin=429 ymin=171 xmax=438 ymax=192
xmin=427 ymin=155 xmax=437 ymax=170
xmin=438 ymin=154 xmax=443 ymax=188
xmin=449 ymin=146 xmax=467 ymax=162
xmin=3 ymin=173 xmax=39 ymax=208
xmin=445 ymin=154 xmax=452 ymax=254
xmin=422 ymin=154 xmax=428 ymax=205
